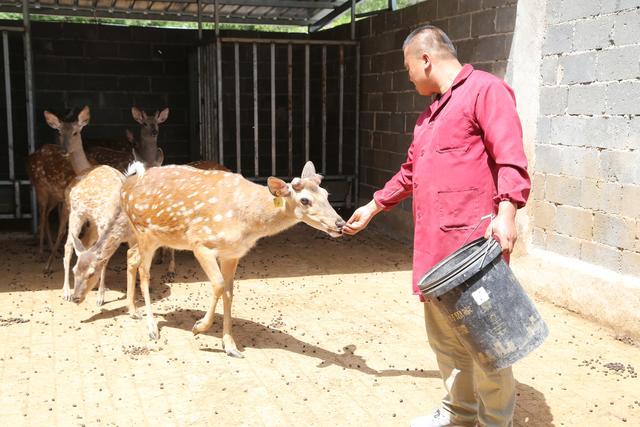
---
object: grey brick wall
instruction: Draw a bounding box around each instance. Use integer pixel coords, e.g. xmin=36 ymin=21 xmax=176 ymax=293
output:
xmin=0 ymin=21 xmax=197 ymax=170
xmin=533 ymin=1 xmax=640 ymax=275
xmin=357 ymin=0 xmax=517 ymax=216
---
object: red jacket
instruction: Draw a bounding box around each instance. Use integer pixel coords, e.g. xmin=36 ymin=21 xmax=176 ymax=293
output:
xmin=373 ymin=64 xmax=531 ymax=297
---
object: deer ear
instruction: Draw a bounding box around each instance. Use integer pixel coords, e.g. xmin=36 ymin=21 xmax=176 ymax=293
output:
xmin=44 ymin=111 xmax=61 ymax=130
xmin=154 ymin=148 xmax=164 ymax=166
xmin=156 ymin=108 xmax=169 ymax=124
xmin=71 ymin=233 xmax=86 ymax=254
xmin=77 ymin=106 xmax=90 ymax=128
xmin=291 ymin=177 xmax=304 ymax=191
xmin=125 ymin=129 xmax=135 ymax=144
xmin=301 ymin=161 xmax=316 ymax=180
xmin=267 ymin=177 xmax=290 ymax=197
xmin=131 ymin=107 xmax=144 ymax=124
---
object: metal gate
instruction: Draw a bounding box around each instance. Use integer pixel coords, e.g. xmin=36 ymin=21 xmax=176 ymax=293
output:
xmin=191 ymin=37 xmax=360 ymax=208
xmin=0 ymin=18 xmax=36 ymax=229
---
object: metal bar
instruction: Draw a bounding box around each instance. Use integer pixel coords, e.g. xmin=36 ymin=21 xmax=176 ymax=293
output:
xmin=234 ymin=42 xmax=241 ymax=174
xmin=321 ymin=45 xmax=327 ymax=175
xmin=270 ymin=43 xmax=276 ymax=176
xmin=304 ymin=44 xmax=309 ymax=162
xmin=388 ymin=0 xmax=398 ymax=10
xmin=220 ymin=37 xmax=358 ymax=46
xmin=0 ymin=214 xmax=32 ymax=219
xmin=205 ymin=44 xmax=212 ymax=160
xmin=0 ymin=6 xmax=313 ymax=25
xmin=338 ymin=45 xmax=344 ymax=175
xmin=287 ymin=44 xmax=292 ymax=177
xmin=196 ymin=48 xmax=203 ymax=159
xmin=215 ymin=0 xmax=223 ymax=164
xmin=14 ymin=181 xmax=21 ymax=219
xmin=253 ymin=43 xmax=259 ymax=177
xmin=23 ymin=0 xmax=36 ymax=232
xmin=124 ymin=0 xmax=340 ymax=7
xmin=353 ymin=44 xmax=361 ymax=207
xmin=4 ymin=32 xmax=15 ymax=182
xmin=309 ymin=0 xmax=364 ymax=33
xmin=350 ymin=0 xmax=356 ymax=40
xmin=0 ymin=26 xmax=24 ymax=32
xmin=197 ymin=0 xmax=202 ymax=40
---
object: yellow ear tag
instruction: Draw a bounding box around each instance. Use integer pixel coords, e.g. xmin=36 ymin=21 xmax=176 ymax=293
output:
xmin=273 ymin=197 xmax=284 ymax=208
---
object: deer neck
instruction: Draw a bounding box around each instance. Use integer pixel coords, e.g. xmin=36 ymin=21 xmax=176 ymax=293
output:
xmin=241 ymin=185 xmax=299 ymax=239
xmin=92 ymin=208 xmax=130 ymax=264
xmin=67 ymin=140 xmax=92 ymax=175
xmin=138 ymin=132 xmax=159 ymax=165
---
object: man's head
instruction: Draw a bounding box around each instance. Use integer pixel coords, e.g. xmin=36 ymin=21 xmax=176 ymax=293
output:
xmin=402 ymin=25 xmax=458 ymax=96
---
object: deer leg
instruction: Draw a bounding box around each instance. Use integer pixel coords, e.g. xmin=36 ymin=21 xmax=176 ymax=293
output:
xmin=219 ymin=258 xmax=240 ymax=357
xmin=45 ymin=203 xmax=69 ymax=273
xmin=44 ymin=204 xmax=55 ymax=253
xmin=36 ymin=196 xmax=48 ymax=256
xmin=61 ymin=215 xmax=83 ymax=301
xmin=138 ymin=243 xmax=158 ymax=340
xmin=95 ymin=258 xmax=109 ymax=307
xmin=167 ymin=248 xmax=176 ymax=275
xmin=126 ymin=244 xmax=141 ymax=318
xmin=191 ymin=246 xmax=224 ymax=335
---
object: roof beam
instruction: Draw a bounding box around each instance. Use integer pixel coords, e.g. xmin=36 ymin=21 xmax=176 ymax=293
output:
xmin=308 ymin=0 xmax=362 ymax=32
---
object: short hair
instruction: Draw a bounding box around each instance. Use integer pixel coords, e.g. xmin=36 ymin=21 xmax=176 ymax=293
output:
xmin=402 ymin=25 xmax=457 ymax=58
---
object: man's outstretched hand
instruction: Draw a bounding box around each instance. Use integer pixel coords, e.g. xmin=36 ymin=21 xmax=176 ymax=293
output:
xmin=484 ymin=200 xmax=518 ymax=254
xmin=343 ymin=199 xmax=382 ymax=235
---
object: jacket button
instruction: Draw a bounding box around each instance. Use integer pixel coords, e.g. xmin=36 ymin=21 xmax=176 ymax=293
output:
xmin=420 ymin=149 xmax=425 ymax=157
xmin=413 ymin=182 xmax=419 ymax=189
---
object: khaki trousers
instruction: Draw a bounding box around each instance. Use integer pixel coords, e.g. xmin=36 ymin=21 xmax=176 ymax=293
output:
xmin=424 ymin=302 xmax=516 ymax=427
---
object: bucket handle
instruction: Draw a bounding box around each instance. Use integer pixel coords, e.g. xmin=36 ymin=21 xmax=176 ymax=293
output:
xmin=461 ymin=213 xmax=495 ymax=248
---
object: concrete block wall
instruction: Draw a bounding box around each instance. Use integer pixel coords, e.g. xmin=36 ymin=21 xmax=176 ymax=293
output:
xmin=533 ymin=1 xmax=640 ymax=275
xmin=356 ymin=0 xmax=517 ymax=239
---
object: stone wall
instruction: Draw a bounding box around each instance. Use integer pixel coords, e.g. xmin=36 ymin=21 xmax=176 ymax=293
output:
xmin=532 ymin=1 xmax=640 ymax=275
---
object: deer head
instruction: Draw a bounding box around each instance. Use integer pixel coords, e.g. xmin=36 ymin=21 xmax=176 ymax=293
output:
xmin=131 ymin=106 xmax=169 ymax=164
xmin=267 ymin=161 xmax=345 ymax=237
xmin=44 ymin=106 xmax=90 ymax=156
xmin=126 ymin=129 xmax=164 ymax=167
xmin=70 ymin=233 xmax=105 ymax=304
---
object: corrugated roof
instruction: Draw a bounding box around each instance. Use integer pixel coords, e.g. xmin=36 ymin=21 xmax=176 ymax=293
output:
xmin=0 ymin=0 xmax=359 ymax=29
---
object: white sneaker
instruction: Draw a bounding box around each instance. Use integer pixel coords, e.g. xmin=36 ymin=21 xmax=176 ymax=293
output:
xmin=410 ymin=409 xmax=474 ymax=427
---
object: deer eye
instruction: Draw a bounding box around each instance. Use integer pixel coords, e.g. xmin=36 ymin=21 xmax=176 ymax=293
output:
xmin=72 ymin=131 xmax=78 ymax=136
xmin=300 ymin=197 xmax=311 ymax=206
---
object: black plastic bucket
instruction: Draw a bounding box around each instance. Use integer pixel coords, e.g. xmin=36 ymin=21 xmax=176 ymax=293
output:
xmin=418 ymin=237 xmax=548 ymax=372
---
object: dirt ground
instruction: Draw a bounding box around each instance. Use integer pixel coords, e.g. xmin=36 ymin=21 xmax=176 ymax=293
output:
xmin=0 ymin=224 xmax=639 ymax=427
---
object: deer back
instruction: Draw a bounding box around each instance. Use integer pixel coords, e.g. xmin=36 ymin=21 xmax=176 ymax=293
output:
xmin=26 ymin=144 xmax=76 ymax=202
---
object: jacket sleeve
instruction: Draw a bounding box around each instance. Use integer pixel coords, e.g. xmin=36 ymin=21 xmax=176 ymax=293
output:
xmin=475 ymin=80 xmax=531 ymax=209
xmin=373 ymin=140 xmax=415 ymax=211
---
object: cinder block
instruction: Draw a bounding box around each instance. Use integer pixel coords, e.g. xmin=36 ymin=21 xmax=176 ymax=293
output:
xmin=532 ymin=227 xmax=547 ymax=248
xmin=567 ymin=84 xmax=606 ymax=115
xmin=546 ymin=232 xmax=582 ymax=258
xmin=555 ymin=205 xmax=594 ymax=240
xmin=573 ymin=15 xmax=614 ymax=51
xmin=614 ymin=9 xmax=640 ymax=46
xmin=580 ymin=179 xmax=623 ymax=214
xmin=559 ymin=0 xmax=601 ymax=21
xmin=437 ymin=0 xmax=459 ymax=18
xmin=469 ymin=34 xmax=508 ymax=61
xmin=543 ymin=23 xmax=573 ymax=55
xmin=541 ymin=56 xmax=559 ymax=85
xmin=599 ymin=150 xmax=640 ymax=185
xmin=534 ymin=144 xmax=563 ymax=174
xmin=561 ymin=146 xmax=600 ymax=179
xmin=607 ymin=81 xmax=640 ymax=115
xmin=459 ymin=0 xmax=483 ymax=13
xmin=559 ymin=52 xmax=597 ymax=84
xmin=597 ymin=46 xmax=640 ymax=82
xmin=532 ymin=200 xmax=557 ymax=230
xmin=447 ymin=14 xmax=472 ymax=41
xmin=550 ymin=115 xmax=585 ymax=146
xmin=546 ymin=0 xmax=564 ymax=25
xmin=537 ymin=116 xmax=552 ymax=144
xmin=531 ymin=172 xmax=546 ymax=201
xmin=581 ymin=241 xmax=621 ymax=272
xmin=593 ymin=213 xmax=637 ymax=250
xmin=540 ymin=86 xmax=568 ymax=115
xmin=496 ymin=5 xmax=517 ymax=33
xmin=620 ymin=184 xmax=640 ymax=220
xmin=545 ymin=174 xmax=582 ymax=206
xmin=622 ymin=251 xmax=640 ymax=277
xmin=471 ymin=9 xmax=497 ymax=37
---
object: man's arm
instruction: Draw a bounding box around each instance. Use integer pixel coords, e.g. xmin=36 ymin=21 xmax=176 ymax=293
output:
xmin=343 ymin=141 xmax=417 ymax=235
xmin=476 ymin=80 xmax=531 ymax=253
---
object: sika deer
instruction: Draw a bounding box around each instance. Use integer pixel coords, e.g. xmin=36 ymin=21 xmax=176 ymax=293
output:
xmin=121 ymin=161 xmax=345 ymax=356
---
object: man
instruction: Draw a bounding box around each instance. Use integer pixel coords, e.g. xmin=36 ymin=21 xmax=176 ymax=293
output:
xmin=343 ymin=25 xmax=531 ymax=427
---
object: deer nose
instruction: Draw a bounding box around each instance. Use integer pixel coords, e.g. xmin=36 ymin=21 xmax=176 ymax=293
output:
xmin=336 ymin=218 xmax=346 ymax=230
xmin=72 ymin=296 xmax=81 ymax=304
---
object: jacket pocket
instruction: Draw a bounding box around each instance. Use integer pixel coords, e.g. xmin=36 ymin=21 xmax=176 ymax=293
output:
xmin=436 ymin=188 xmax=480 ymax=231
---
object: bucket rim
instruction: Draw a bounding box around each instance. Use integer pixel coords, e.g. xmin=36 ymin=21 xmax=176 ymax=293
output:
xmin=418 ymin=237 xmax=502 ymax=298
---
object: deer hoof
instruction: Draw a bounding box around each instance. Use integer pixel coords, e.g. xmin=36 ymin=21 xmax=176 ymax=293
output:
xmin=62 ymin=290 xmax=72 ymax=301
xmin=148 ymin=330 xmax=159 ymax=341
xmin=129 ymin=311 xmax=141 ymax=320
xmin=191 ymin=320 xmax=208 ymax=335
xmin=96 ymin=296 xmax=104 ymax=307
xmin=225 ymin=348 xmax=244 ymax=358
